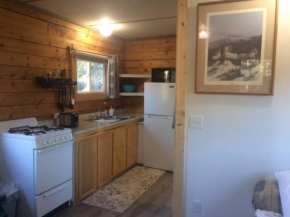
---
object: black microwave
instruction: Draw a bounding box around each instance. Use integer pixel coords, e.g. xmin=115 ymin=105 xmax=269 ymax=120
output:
xmin=152 ymin=68 xmax=176 ymax=83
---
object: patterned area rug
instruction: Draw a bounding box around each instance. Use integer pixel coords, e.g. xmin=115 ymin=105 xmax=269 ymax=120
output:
xmin=83 ymin=166 xmax=165 ymax=213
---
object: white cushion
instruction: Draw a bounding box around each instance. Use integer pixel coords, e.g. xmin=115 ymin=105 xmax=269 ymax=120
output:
xmin=276 ymin=170 xmax=290 ymax=217
xmin=255 ymin=209 xmax=283 ymax=217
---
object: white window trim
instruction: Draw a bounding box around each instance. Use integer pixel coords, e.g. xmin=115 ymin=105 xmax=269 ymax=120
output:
xmin=70 ymin=47 xmax=110 ymax=101
xmin=76 ymin=60 xmax=106 ymax=93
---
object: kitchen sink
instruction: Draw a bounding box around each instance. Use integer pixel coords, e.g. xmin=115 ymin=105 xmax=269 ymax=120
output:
xmin=96 ymin=117 xmax=121 ymax=123
xmin=85 ymin=116 xmax=135 ymax=123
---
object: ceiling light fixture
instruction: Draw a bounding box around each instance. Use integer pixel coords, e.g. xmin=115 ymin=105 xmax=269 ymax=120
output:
xmin=94 ymin=19 xmax=115 ymax=37
xmin=99 ymin=24 xmax=114 ymax=37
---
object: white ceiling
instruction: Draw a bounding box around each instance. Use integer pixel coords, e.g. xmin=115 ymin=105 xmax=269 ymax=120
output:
xmin=29 ymin=0 xmax=177 ymax=39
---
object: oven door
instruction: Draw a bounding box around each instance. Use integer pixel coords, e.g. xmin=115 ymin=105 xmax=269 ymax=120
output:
xmin=34 ymin=142 xmax=73 ymax=195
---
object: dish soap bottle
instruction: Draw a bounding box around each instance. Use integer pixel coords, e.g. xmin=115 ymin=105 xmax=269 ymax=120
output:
xmin=109 ymin=106 xmax=114 ymax=116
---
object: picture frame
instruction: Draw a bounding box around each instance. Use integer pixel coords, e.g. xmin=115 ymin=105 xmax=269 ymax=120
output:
xmin=195 ymin=0 xmax=279 ymax=95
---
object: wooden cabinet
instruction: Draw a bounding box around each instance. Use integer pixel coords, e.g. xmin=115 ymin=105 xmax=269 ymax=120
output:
xmin=74 ymin=121 xmax=139 ymax=201
xmin=77 ymin=136 xmax=97 ymax=200
xmin=126 ymin=123 xmax=138 ymax=167
xmin=112 ymin=126 xmax=127 ymax=177
xmin=97 ymin=132 xmax=113 ymax=188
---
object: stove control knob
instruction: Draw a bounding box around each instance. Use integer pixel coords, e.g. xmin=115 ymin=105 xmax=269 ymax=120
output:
xmin=55 ymin=136 xmax=61 ymax=143
xmin=61 ymin=135 xmax=66 ymax=141
xmin=48 ymin=138 xmax=53 ymax=144
xmin=66 ymin=134 xmax=72 ymax=140
xmin=42 ymin=140 xmax=48 ymax=146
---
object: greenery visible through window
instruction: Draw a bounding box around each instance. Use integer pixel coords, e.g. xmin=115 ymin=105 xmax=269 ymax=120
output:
xmin=77 ymin=60 xmax=106 ymax=93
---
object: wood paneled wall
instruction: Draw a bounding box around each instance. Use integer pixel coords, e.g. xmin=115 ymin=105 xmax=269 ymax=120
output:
xmin=123 ymin=37 xmax=176 ymax=113
xmin=0 ymin=0 xmax=125 ymax=121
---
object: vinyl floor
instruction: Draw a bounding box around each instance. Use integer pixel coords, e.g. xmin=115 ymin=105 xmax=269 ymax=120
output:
xmin=49 ymin=172 xmax=173 ymax=217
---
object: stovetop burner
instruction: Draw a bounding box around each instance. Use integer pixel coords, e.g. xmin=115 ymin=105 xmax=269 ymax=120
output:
xmin=8 ymin=125 xmax=64 ymax=136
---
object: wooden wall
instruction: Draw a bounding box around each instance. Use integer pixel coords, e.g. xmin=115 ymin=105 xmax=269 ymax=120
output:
xmin=123 ymin=37 xmax=176 ymax=113
xmin=0 ymin=0 xmax=125 ymax=121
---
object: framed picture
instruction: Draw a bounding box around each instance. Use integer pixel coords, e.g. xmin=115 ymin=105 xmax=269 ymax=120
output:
xmin=195 ymin=0 xmax=279 ymax=95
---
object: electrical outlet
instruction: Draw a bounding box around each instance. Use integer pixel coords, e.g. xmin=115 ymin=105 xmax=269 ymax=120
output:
xmin=193 ymin=200 xmax=201 ymax=213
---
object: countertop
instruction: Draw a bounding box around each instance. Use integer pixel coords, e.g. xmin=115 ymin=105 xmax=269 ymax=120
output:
xmin=72 ymin=113 xmax=144 ymax=137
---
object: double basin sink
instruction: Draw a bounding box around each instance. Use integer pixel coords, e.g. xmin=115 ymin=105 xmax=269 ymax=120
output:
xmin=85 ymin=116 xmax=135 ymax=123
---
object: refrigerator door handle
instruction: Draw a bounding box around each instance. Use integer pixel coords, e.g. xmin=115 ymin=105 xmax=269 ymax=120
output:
xmin=172 ymin=110 xmax=175 ymax=129
xmin=147 ymin=115 xmax=173 ymax=119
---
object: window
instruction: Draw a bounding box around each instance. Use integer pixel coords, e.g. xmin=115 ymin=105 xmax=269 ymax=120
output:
xmin=75 ymin=51 xmax=108 ymax=94
xmin=77 ymin=60 xmax=105 ymax=92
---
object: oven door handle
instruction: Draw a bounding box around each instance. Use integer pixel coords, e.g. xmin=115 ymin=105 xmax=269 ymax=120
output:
xmin=43 ymin=183 xmax=70 ymax=198
xmin=37 ymin=142 xmax=72 ymax=154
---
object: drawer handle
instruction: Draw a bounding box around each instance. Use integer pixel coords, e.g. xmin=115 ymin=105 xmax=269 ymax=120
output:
xmin=43 ymin=183 xmax=70 ymax=198
xmin=148 ymin=115 xmax=173 ymax=119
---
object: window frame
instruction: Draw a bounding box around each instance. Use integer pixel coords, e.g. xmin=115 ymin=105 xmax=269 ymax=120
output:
xmin=76 ymin=60 xmax=107 ymax=93
xmin=71 ymin=50 xmax=109 ymax=102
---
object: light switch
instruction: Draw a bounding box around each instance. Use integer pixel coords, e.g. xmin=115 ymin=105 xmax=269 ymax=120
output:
xmin=189 ymin=115 xmax=203 ymax=129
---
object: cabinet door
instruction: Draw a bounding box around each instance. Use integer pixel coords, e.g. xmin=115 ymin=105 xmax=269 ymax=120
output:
xmin=78 ymin=136 xmax=97 ymax=200
xmin=112 ymin=127 xmax=127 ymax=177
xmin=97 ymin=132 xmax=113 ymax=188
xmin=127 ymin=123 xmax=138 ymax=168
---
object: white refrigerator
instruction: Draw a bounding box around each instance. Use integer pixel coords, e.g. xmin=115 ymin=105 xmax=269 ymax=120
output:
xmin=144 ymin=83 xmax=175 ymax=171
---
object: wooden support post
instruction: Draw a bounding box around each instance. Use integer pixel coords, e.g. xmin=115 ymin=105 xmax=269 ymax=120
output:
xmin=173 ymin=0 xmax=188 ymax=216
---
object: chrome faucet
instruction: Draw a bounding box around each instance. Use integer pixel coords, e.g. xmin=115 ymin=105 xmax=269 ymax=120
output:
xmin=97 ymin=106 xmax=101 ymax=119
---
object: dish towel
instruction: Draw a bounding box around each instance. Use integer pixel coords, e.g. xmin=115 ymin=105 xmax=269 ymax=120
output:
xmin=256 ymin=209 xmax=283 ymax=217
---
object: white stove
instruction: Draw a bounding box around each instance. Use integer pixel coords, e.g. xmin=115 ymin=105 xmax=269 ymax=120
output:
xmin=2 ymin=125 xmax=73 ymax=149
xmin=0 ymin=118 xmax=74 ymax=217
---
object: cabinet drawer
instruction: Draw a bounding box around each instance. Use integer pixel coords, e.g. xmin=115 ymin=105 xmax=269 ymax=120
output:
xmin=35 ymin=180 xmax=72 ymax=217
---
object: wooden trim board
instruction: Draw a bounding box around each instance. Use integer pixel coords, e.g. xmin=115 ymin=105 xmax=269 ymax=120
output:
xmin=173 ymin=0 xmax=187 ymax=216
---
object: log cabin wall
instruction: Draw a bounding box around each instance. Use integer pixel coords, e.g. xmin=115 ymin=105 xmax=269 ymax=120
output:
xmin=123 ymin=37 xmax=176 ymax=113
xmin=0 ymin=0 xmax=125 ymax=121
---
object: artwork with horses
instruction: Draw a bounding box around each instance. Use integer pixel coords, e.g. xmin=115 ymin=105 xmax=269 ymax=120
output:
xmin=205 ymin=9 xmax=266 ymax=85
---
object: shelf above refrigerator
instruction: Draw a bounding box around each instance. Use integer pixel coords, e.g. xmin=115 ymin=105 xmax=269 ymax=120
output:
xmin=119 ymin=74 xmax=151 ymax=78
xmin=120 ymin=92 xmax=144 ymax=96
